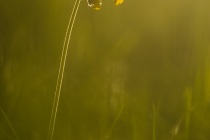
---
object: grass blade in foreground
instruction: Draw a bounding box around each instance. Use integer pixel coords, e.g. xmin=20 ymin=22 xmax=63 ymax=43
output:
xmin=47 ymin=0 xmax=81 ymax=139
xmin=0 ymin=107 xmax=19 ymax=140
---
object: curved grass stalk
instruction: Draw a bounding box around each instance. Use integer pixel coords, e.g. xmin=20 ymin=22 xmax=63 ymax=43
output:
xmin=105 ymin=103 xmax=124 ymax=139
xmin=47 ymin=0 xmax=81 ymax=139
xmin=0 ymin=107 xmax=19 ymax=140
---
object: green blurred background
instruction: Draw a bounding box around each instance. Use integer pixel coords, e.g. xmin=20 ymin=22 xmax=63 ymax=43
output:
xmin=1 ymin=0 xmax=210 ymax=139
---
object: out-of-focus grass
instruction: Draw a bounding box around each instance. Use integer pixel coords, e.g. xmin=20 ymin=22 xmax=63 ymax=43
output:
xmin=0 ymin=107 xmax=19 ymax=140
xmin=1 ymin=0 xmax=210 ymax=140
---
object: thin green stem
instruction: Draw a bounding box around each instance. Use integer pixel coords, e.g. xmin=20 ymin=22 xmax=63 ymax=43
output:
xmin=47 ymin=0 xmax=81 ymax=140
xmin=106 ymin=103 xmax=124 ymax=139
xmin=185 ymin=88 xmax=192 ymax=140
xmin=0 ymin=107 xmax=19 ymax=140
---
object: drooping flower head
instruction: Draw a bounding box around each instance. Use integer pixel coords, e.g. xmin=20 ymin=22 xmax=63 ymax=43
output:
xmin=87 ymin=0 xmax=124 ymax=10
xmin=87 ymin=0 xmax=102 ymax=10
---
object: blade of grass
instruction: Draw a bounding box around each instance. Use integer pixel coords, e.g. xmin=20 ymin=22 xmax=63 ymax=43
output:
xmin=105 ymin=103 xmax=124 ymax=139
xmin=47 ymin=0 xmax=81 ymax=139
xmin=184 ymin=88 xmax=192 ymax=140
xmin=0 ymin=107 xmax=19 ymax=140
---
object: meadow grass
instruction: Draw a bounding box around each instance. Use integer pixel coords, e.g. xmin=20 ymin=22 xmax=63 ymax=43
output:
xmin=0 ymin=107 xmax=19 ymax=140
xmin=1 ymin=0 xmax=210 ymax=140
xmin=47 ymin=0 xmax=81 ymax=139
xmin=184 ymin=88 xmax=192 ymax=140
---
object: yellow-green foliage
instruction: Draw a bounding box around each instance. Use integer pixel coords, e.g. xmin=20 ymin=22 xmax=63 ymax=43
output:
xmin=0 ymin=0 xmax=210 ymax=140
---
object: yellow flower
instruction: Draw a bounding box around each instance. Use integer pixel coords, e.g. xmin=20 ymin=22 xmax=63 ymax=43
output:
xmin=114 ymin=0 xmax=124 ymax=6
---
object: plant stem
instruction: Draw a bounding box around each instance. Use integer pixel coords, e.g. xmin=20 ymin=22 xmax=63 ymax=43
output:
xmin=0 ymin=107 xmax=19 ymax=140
xmin=47 ymin=0 xmax=81 ymax=139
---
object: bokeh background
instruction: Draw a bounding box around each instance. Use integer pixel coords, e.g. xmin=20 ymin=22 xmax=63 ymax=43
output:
xmin=1 ymin=0 xmax=210 ymax=139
